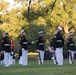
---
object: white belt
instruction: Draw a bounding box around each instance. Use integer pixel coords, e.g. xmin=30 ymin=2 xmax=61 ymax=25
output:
xmin=57 ymin=40 xmax=62 ymax=42
xmin=70 ymin=44 xmax=74 ymax=46
xmin=23 ymin=42 xmax=28 ymax=44
xmin=4 ymin=44 xmax=10 ymax=46
xmin=39 ymin=43 xmax=44 ymax=45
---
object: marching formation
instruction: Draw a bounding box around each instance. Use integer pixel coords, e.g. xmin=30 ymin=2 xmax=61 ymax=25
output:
xmin=0 ymin=26 xmax=76 ymax=67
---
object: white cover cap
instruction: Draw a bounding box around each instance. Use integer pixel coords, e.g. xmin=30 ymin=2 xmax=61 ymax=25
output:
xmin=20 ymin=30 xmax=25 ymax=34
xmin=58 ymin=26 xmax=62 ymax=31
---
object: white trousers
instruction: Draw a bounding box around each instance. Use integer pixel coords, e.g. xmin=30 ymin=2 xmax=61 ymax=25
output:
xmin=9 ymin=56 xmax=13 ymax=65
xmin=69 ymin=51 xmax=76 ymax=64
xmin=38 ymin=50 xmax=44 ymax=65
xmin=4 ymin=52 xmax=10 ymax=67
xmin=55 ymin=48 xmax=63 ymax=65
xmin=9 ymin=56 xmax=15 ymax=65
xmin=22 ymin=50 xmax=28 ymax=65
xmin=52 ymin=51 xmax=57 ymax=64
xmin=0 ymin=60 xmax=4 ymax=65
xmin=19 ymin=56 xmax=22 ymax=64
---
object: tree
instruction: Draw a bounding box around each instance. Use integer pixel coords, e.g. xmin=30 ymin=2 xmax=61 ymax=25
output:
xmin=0 ymin=1 xmax=29 ymax=38
xmin=0 ymin=0 xmax=76 ymax=52
xmin=43 ymin=0 xmax=76 ymax=38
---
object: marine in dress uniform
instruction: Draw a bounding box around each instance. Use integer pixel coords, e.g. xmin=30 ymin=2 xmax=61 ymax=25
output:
xmin=19 ymin=30 xmax=34 ymax=66
xmin=1 ymin=32 xmax=11 ymax=67
xmin=67 ymin=33 xmax=76 ymax=64
xmin=36 ymin=31 xmax=45 ymax=65
xmin=49 ymin=32 xmax=57 ymax=64
xmin=54 ymin=26 xmax=64 ymax=65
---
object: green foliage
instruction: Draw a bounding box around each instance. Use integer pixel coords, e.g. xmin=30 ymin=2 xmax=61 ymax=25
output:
xmin=0 ymin=0 xmax=76 ymax=52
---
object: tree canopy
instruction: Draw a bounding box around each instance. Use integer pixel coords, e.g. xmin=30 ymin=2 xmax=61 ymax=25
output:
xmin=0 ymin=0 xmax=76 ymax=51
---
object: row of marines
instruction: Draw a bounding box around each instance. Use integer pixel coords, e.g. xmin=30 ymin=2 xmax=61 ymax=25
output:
xmin=0 ymin=26 xmax=76 ymax=67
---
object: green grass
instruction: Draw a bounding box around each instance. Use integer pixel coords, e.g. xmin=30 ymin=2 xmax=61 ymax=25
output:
xmin=0 ymin=60 xmax=76 ymax=75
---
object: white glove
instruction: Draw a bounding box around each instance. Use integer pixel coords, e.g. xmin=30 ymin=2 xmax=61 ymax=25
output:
xmin=68 ymin=50 xmax=71 ymax=52
xmin=11 ymin=52 xmax=13 ymax=55
xmin=22 ymin=48 xmax=25 ymax=51
xmin=31 ymin=41 xmax=34 ymax=44
xmin=37 ymin=49 xmax=39 ymax=52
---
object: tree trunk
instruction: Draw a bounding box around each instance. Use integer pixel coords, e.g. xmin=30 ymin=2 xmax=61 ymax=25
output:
xmin=63 ymin=24 xmax=69 ymax=39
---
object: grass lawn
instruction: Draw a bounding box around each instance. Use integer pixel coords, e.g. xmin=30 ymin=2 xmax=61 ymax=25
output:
xmin=0 ymin=59 xmax=76 ymax=75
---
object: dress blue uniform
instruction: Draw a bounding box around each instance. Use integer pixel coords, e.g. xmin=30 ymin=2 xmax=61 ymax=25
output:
xmin=54 ymin=26 xmax=64 ymax=65
xmin=36 ymin=31 xmax=45 ymax=65
xmin=1 ymin=32 xmax=11 ymax=67
xmin=67 ymin=33 xmax=76 ymax=64
xmin=19 ymin=30 xmax=34 ymax=65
